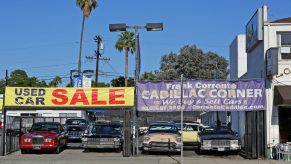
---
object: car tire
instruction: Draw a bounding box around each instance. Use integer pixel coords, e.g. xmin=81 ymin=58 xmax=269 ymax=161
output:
xmin=195 ymin=147 xmax=203 ymax=155
xmin=54 ymin=146 xmax=60 ymax=154
xmin=21 ymin=149 xmax=28 ymax=154
xmin=63 ymin=142 xmax=67 ymax=149
xmin=141 ymin=150 xmax=148 ymax=155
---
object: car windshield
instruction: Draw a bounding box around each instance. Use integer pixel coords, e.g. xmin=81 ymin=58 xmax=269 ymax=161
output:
xmin=31 ymin=123 xmax=59 ymax=132
xmin=66 ymin=119 xmax=88 ymax=125
xmin=91 ymin=125 xmax=121 ymax=134
xmin=176 ymin=124 xmax=199 ymax=131
xmin=148 ymin=125 xmax=178 ymax=133
xmin=201 ymin=127 xmax=234 ymax=135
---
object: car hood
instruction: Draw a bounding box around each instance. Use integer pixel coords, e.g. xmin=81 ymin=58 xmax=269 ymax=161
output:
xmin=23 ymin=131 xmax=58 ymax=138
xmin=66 ymin=125 xmax=87 ymax=131
xmin=146 ymin=133 xmax=180 ymax=142
xmin=200 ymin=134 xmax=238 ymax=140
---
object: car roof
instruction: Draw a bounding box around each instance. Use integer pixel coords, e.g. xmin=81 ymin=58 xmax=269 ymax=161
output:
xmin=150 ymin=122 xmax=177 ymax=126
xmin=33 ymin=122 xmax=61 ymax=125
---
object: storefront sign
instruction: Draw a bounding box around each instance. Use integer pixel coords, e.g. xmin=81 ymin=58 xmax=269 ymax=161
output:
xmin=137 ymin=80 xmax=265 ymax=112
xmin=246 ymin=7 xmax=263 ymax=52
xmin=5 ymin=87 xmax=134 ymax=107
xmin=0 ymin=99 xmax=3 ymax=111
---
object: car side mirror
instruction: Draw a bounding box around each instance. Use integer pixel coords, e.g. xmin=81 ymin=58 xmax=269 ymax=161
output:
xmin=197 ymin=132 xmax=201 ymax=136
xmin=234 ymin=132 xmax=238 ymax=137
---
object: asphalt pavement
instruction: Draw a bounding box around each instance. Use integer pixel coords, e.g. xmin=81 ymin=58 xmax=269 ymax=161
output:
xmin=0 ymin=148 xmax=286 ymax=164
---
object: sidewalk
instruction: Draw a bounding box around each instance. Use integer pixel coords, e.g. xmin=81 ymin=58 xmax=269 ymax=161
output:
xmin=159 ymin=157 xmax=287 ymax=164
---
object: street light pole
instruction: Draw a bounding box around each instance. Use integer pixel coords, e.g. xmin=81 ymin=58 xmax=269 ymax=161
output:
xmin=210 ymin=61 xmax=220 ymax=126
xmin=109 ymin=23 xmax=163 ymax=156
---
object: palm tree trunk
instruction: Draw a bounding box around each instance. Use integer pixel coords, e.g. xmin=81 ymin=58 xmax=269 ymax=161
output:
xmin=78 ymin=14 xmax=86 ymax=74
xmin=125 ymin=48 xmax=129 ymax=87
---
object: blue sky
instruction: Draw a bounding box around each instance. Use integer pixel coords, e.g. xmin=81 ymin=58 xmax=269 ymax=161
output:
xmin=0 ymin=0 xmax=290 ymax=86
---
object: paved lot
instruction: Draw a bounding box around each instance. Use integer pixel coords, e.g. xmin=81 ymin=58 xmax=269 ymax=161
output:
xmin=0 ymin=148 xmax=284 ymax=164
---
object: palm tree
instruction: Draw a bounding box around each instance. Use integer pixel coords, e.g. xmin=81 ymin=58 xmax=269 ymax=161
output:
xmin=115 ymin=31 xmax=135 ymax=87
xmin=49 ymin=76 xmax=62 ymax=87
xmin=76 ymin=0 xmax=98 ymax=74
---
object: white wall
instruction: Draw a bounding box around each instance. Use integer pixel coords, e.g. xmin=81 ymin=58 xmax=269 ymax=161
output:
xmin=6 ymin=110 xmax=84 ymax=118
xmin=230 ymin=35 xmax=247 ymax=79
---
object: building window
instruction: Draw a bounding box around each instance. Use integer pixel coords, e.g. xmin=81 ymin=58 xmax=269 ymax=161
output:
xmin=280 ymin=33 xmax=291 ymax=46
xmin=59 ymin=113 xmax=77 ymax=118
xmin=278 ymin=32 xmax=291 ymax=59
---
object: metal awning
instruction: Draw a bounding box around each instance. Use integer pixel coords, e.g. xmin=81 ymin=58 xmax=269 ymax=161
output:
xmin=274 ymin=86 xmax=291 ymax=105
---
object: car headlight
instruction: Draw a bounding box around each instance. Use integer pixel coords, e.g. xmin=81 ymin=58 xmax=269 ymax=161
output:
xmin=202 ymin=140 xmax=211 ymax=146
xmin=143 ymin=136 xmax=150 ymax=142
xmin=24 ymin=138 xmax=31 ymax=142
xmin=82 ymin=138 xmax=88 ymax=142
xmin=114 ymin=138 xmax=120 ymax=142
xmin=175 ymin=137 xmax=182 ymax=143
xmin=44 ymin=138 xmax=53 ymax=142
xmin=230 ymin=140 xmax=238 ymax=145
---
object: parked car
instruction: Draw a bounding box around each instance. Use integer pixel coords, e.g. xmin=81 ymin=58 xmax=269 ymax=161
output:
xmin=65 ymin=118 xmax=88 ymax=143
xmin=139 ymin=126 xmax=148 ymax=135
xmin=142 ymin=122 xmax=181 ymax=153
xmin=19 ymin=122 xmax=67 ymax=154
xmin=81 ymin=122 xmax=123 ymax=152
xmin=176 ymin=122 xmax=205 ymax=146
xmin=198 ymin=126 xmax=241 ymax=153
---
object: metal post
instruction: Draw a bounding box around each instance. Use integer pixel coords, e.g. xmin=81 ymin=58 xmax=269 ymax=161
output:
xmin=180 ymin=74 xmax=184 ymax=164
xmin=214 ymin=62 xmax=220 ymax=126
xmin=1 ymin=70 xmax=8 ymax=156
xmin=134 ymin=28 xmax=140 ymax=156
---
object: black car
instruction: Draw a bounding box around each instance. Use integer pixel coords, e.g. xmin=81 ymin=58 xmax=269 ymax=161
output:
xmin=198 ymin=126 xmax=241 ymax=153
xmin=81 ymin=122 xmax=123 ymax=152
xmin=65 ymin=118 xmax=88 ymax=143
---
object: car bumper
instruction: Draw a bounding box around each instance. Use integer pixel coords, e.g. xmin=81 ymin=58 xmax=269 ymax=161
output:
xmin=82 ymin=141 xmax=121 ymax=149
xmin=143 ymin=143 xmax=181 ymax=152
xmin=201 ymin=145 xmax=241 ymax=151
xmin=183 ymin=141 xmax=200 ymax=146
xmin=19 ymin=144 xmax=58 ymax=150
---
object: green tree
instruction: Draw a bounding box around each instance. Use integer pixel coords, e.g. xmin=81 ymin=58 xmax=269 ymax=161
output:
xmin=111 ymin=76 xmax=134 ymax=87
xmin=49 ymin=76 xmax=62 ymax=87
xmin=0 ymin=69 xmax=48 ymax=94
xmin=156 ymin=45 xmax=228 ymax=80
xmin=140 ymin=71 xmax=157 ymax=81
xmin=115 ymin=31 xmax=135 ymax=87
xmin=76 ymin=0 xmax=98 ymax=74
xmin=91 ymin=81 xmax=110 ymax=87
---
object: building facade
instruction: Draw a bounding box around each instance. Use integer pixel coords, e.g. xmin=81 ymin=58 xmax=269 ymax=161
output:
xmin=230 ymin=5 xmax=291 ymax=158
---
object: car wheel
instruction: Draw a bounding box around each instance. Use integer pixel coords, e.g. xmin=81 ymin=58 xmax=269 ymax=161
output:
xmin=195 ymin=146 xmax=203 ymax=155
xmin=141 ymin=150 xmax=148 ymax=155
xmin=63 ymin=142 xmax=67 ymax=149
xmin=54 ymin=146 xmax=60 ymax=154
xmin=21 ymin=149 xmax=28 ymax=154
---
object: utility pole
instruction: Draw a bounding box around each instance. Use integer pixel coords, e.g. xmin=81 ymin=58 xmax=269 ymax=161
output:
xmin=94 ymin=35 xmax=102 ymax=87
xmin=86 ymin=35 xmax=110 ymax=87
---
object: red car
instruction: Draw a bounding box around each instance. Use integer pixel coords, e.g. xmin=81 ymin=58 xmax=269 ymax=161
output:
xmin=20 ymin=122 xmax=67 ymax=154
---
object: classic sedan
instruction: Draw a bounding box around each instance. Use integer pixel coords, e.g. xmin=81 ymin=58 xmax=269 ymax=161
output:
xmin=176 ymin=122 xmax=205 ymax=146
xmin=198 ymin=126 xmax=241 ymax=153
xmin=142 ymin=122 xmax=181 ymax=153
xmin=19 ymin=122 xmax=67 ymax=154
xmin=65 ymin=118 xmax=88 ymax=143
xmin=81 ymin=123 xmax=123 ymax=151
